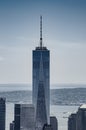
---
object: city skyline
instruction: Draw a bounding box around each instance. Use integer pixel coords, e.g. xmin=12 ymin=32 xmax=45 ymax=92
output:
xmin=0 ymin=0 xmax=86 ymax=85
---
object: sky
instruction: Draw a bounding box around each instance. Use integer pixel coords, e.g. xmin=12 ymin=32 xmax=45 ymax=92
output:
xmin=0 ymin=0 xmax=86 ymax=84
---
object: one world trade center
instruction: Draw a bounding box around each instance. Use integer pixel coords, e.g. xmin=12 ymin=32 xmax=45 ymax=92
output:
xmin=32 ymin=16 xmax=50 ymax=130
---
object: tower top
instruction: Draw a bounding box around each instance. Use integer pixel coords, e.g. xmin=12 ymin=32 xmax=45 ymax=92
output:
xmin=35 ymin=16 xmax=47 ymax=50
xmin=40 ymin=15 xmax=42 ymax=48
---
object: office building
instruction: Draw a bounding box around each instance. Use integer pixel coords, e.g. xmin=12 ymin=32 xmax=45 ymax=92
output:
xmin=20 ymin=104 xmax=35 ymax=130
xmin=14 ymin=104 xmax=35 ymax=130
xmin=32 ymin=16 xmax=50 ymax=130
xmin=10 ymin=121 xmax=15 ymax=130
xmin=76 ymin=104 xmax=86 ymax=130
xmin=68 ymin=113 xmax=76 ymax=130
xmin=0 ymin=97 xmax=6 ymax=130
xmin=50 ymin=116 xmax=58 ymax=130
xmin=14 ymin=104 xmax=20 ymax=130
xmin=43 ymin=124 xmax=52 ymax=130
xmin=68 ymin=104 xmax=86 ymax=130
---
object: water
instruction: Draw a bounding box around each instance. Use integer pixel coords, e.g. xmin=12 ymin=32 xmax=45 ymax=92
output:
xmin=50 ymin=105 xmax=78 ymax=130
xmin=0 ymin=84 xmax=86 ymax=130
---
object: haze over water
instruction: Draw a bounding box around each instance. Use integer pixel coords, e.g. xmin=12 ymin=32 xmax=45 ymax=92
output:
xmin=0 ymin=84 xmax=85 ymax=130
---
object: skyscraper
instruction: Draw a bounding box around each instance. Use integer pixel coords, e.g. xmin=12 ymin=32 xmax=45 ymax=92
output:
xmin=14 ymin=104 xmax=20 ymax=130
xmin=76 ymin=104 xmax=86 ymax=130
xmin=20 ymin=104 xmax=35 ymax=130
xmin=10 ymin=121 xmax=14 ymax=130
xmin=0 ymin=97 xmax=6 ymax=130
xmin=68 ymin=113 xmax=76 ymax=130
xmin=50 ymin=116 xmax=58 ymax=130
xmin=32 ymin=16 xmax=50 ymax=130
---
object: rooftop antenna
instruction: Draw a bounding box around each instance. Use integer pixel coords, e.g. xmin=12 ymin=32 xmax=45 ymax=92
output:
xmin=40 ymin=15 xmax=43 ymax=48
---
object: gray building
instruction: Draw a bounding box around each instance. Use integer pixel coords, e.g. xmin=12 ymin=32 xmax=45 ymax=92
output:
xmin=68 ymin=113 xmax=76 ymax=130
xmin=0 ymin=97 xmax=6 ymax=130
xmin=50 ymin=116 xmax=58 ymax=130
xmin=76 ymin=104 xmax=86 ymax=130
xmin=68 ymin=104 xmax=86 ymax=130
xmin=14 ymin=104 xmax=35 ymax=130
xmin=32 ymin=16 xmax=50 ymax=129
xmin=32 ymin=16 xmax=50 ymax=130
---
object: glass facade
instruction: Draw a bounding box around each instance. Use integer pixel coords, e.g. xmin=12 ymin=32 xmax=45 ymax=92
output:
xmin=14 ymin=104 xmax=20 ymax=130
xmin=32 ymin=47 xmax=50 ymax=129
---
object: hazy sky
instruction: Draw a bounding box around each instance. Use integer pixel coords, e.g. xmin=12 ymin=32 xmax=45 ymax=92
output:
xmin=0 ymin=0 xmax=86 ymax=84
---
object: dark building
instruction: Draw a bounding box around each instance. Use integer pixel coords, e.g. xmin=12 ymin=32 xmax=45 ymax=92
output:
xmin=32 ymin=16 xmax=50 ymax=130
xmin=43 ymin=124 xmax=53 ymax=130
xmin=14 ymin=104 xmax=20 ymax=130
xmin=50 ymin=116 xmax=58 ymax=130
xmin=10 ymin=121 xmax=15 ymax=130
xmin=76 ymin=104 xmax=86 ymax=130
xmin=0 ymin=97 xmax=6 ymax=130
xmin=68 ymin=113 xmax=76 ymax=130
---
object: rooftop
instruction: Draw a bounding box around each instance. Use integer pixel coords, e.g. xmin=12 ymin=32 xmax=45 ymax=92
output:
xmin=35 ymin=46 xmax=47 ymax=50
xmin=80 ymin=104 xmax=86 ymax=109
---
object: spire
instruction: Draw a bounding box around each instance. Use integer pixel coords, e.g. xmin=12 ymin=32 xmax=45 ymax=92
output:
xmin=36 ymin=16 xmax=47 ymax=50
xmin=40 ymin=15 xmax=43 ymax=48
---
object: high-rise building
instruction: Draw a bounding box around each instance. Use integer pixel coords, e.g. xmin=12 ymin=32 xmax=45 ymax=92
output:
xmin=50 ymin=116 xmax=58 ymax=130
xmin=68 ymin=113 xmax=76 ymax=130
xmin=14 ymin=104 xmax=35 ymax=130
xmin=10 ymin=121 xmax=15 ymax=130
xmin=0 ymin=97 xmax=6 ymax=130
xmin=14 ymin=104 xmax=20 ymax=130
xmin=43 ymin=124 xmax=52 ymax=130
xmin=68 ymin=104 xmax=86 ymax=130
xmin=76 ymin=104 xmax=86 ymax=130
xmin=20 ymin=104 xmax=35 ymax=130
xmin=32 ymin=16 xmax=50 ymax=130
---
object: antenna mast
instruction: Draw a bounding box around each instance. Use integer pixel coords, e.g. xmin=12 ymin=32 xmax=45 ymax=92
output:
xmin=40 ymin=15 xmax=43 ymax=48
